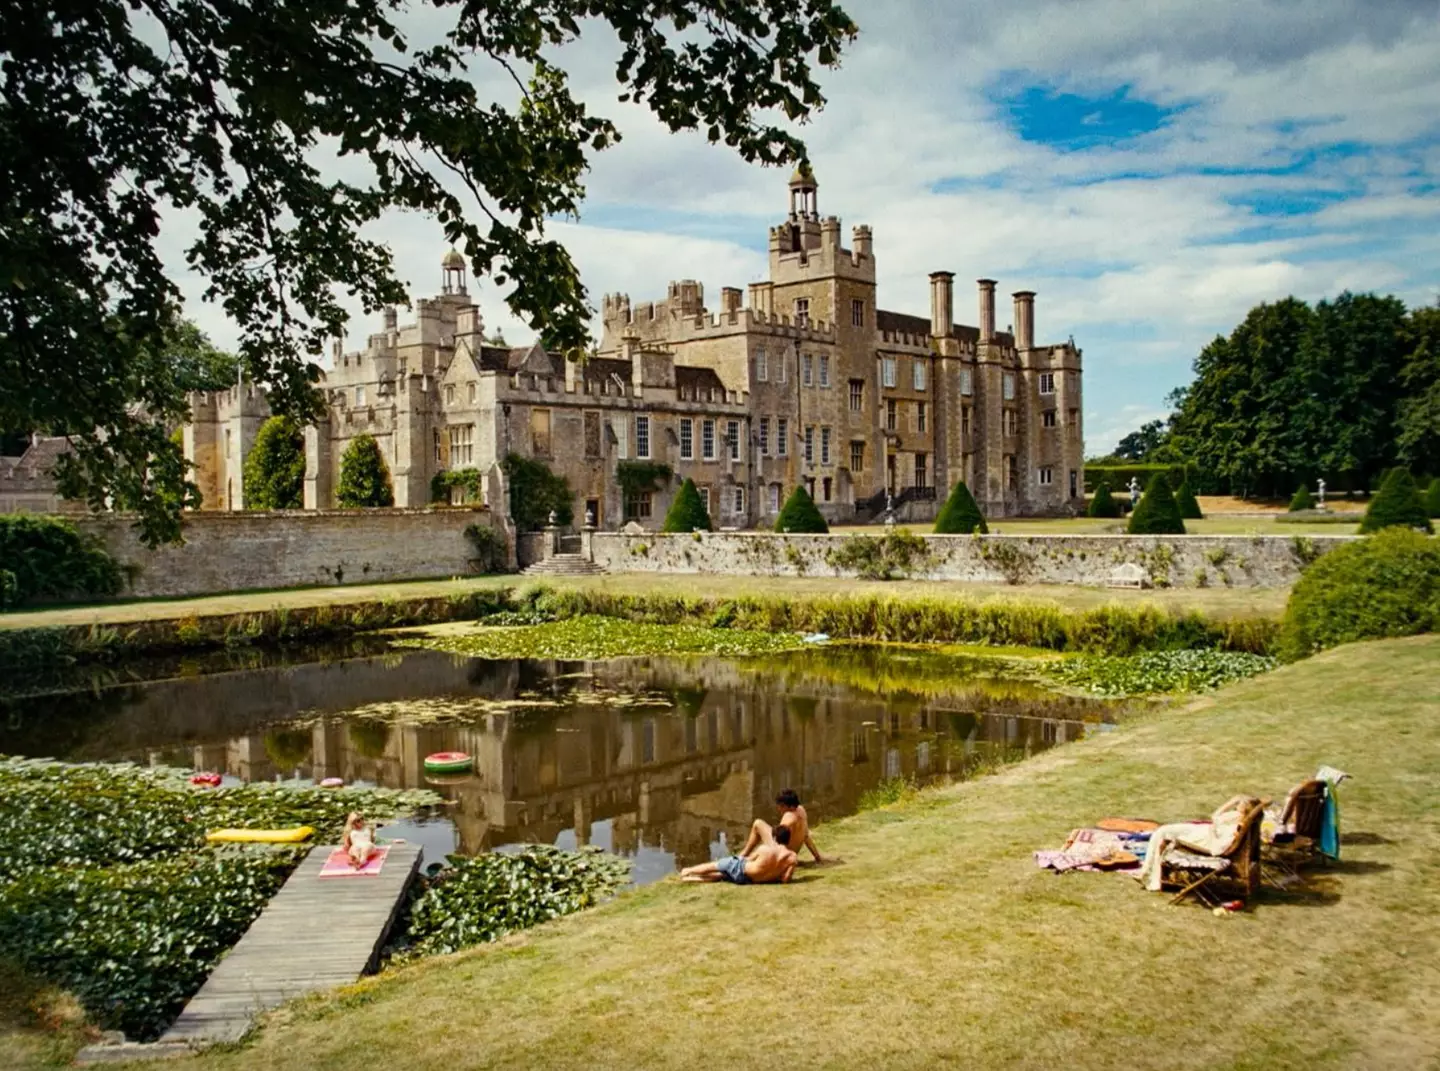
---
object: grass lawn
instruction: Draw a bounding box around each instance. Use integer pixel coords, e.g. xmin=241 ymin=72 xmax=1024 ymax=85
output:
xmin=5 ymin=634 xmax=1427 ymax=1069
xmin=0 ymin=572 xmax=1290 ymax=632
xmin=835 ymin=515 xmax=1361 ymax=536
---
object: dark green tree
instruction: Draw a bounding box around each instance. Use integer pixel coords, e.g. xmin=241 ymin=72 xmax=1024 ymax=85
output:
xmin=503 ymin=454 xmax=572 ymax=531
xmin=1174 ymin=477 xmax=1203 ymax=520
xmin=1288 ymin=484 xmax=1316 ymax=512
xmin=933 ymin=481 xmax=988 ymax=534
xmin=336 ymin=434 xmax=394 ymax=508
xmin=1086 ymin=478 xmax=1122 ymax=519
xmin=1425 ymin=478 xmax=1440 ymax=520
xmin=1114 ymin=419 xmax=1168 ymax=461
xmin=1359 ymin=468 xmax=1432 ymax=534
xmin=1127 ymin=473 xmax=1187 ymax=535
xmin=241 ymin=416 xmax=306 ymax=510
xmin=662 ymin=478 xmax=713 ymax=532
xmin=775 ymin=485 xmax=829 ymax=533
xmin=2 ymin=1 xmax=856 ymax=544
xmin=1397 ymin=304 xmax=1440 ymax=474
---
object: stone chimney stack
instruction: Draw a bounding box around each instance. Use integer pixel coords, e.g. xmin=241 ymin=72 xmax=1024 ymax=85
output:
xmin=720 ymin=287 xmax=743 ymax=318
xmin=928 ymin=271 xmax=955 ymax=338
xmin=978 ymin=279 xmax=997 ymax=342
xmin=852 ymin=225 xmax=873 ymax=258
xmin=1012 ymin=291 xmax=1035 ymax=350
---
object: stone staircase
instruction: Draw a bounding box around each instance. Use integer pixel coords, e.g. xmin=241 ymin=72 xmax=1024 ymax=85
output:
xmin=521 ymin=553 xmax=607 ymax=577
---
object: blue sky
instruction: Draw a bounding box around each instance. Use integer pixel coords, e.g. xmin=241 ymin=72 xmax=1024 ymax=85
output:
xmin=167 ymin=0 xmax=1440 ymax=454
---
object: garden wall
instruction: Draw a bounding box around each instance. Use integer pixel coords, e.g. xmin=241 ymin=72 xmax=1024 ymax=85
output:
xmin=589 ymin=531 xmax=1354 ymax=589
xmin=81 ymin=508 xmax=504 ymax=599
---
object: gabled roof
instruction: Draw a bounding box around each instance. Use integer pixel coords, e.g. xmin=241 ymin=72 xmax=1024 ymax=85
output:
xmin=675 ymin=365 xmax=727 ymax=397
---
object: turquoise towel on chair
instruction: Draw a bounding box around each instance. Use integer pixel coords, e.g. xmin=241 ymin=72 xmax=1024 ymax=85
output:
xmin=1319 ymin=787 xmax=1340 ymax=859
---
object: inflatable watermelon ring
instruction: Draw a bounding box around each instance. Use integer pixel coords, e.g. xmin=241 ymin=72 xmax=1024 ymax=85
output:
xmin=423 ymin=751 xmax=474 ymax=775
xmin=190 ymin=772 xmax=222 ymax=787
xmin=319 ymin=777 xmax=344 ymax=789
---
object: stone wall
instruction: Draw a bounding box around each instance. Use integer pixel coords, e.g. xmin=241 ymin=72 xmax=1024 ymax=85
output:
xmin=80 ymin=508 xmax=506 ymax=599
xmin=589 ymin=531 xmax=1352 ymax=589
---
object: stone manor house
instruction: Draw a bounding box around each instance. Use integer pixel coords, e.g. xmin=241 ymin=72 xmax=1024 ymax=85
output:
xmin=184 ymin=170 xmax=1084 ymax=528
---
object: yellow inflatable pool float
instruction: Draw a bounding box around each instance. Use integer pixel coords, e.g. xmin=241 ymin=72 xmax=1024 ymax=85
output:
xmin=205 ymin=826 xmax=315 ymax=844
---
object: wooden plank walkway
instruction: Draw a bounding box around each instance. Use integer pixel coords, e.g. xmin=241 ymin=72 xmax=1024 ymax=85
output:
xmin=160 ymin=843 xmax=423 ymax=1046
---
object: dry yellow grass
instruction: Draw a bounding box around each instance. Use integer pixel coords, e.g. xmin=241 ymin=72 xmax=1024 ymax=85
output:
xmin=1 ymin=571 xmax=1290 ymax=632
xmin=4 ymin=634 xmax=1409 ymax=1071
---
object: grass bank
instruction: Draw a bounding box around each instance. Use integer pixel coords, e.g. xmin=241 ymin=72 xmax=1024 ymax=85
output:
xmin=110 ymin=634 xmax=1433 ymax=1071
xmin=0 ymin=576 xmax=1285 ymax=673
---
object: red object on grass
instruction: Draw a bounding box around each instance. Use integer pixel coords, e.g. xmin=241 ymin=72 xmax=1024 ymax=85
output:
xmin=189 ymin=772 xmax=222 ymax=787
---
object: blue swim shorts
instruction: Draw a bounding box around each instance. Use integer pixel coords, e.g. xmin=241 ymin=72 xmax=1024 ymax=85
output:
xmin=715 ymin=855 xmax=750 ymax=885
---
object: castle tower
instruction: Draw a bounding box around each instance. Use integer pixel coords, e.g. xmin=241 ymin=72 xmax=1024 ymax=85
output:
xmin=441 ymin=248 xmax=468 ymax=296
xmin=788 ymin=164 xmax=818 ymax=221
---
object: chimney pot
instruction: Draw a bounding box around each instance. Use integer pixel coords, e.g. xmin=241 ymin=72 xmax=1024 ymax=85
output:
xmin=1012 ymin=290 xmax=1036 ymax=350
xmin=978 ymin=279 xmax=997 ymax=343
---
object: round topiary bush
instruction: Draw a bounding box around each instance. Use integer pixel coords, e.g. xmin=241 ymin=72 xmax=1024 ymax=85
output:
xmin=662 ymin=478 xmax=713 ymax=532
xmin=1086 ymin=479 xmax=1122 ymax=519
xmin=336 ymin=433 xmax=395 ymax=508
xmin=1175 ymin=477 xmax=1203 ymax=520
xmin=1359 ymin=468 xmax=1432 ymax=534
xmin=1288 ymin=484 xmax=1315 ymax=512
xmin=1279 ymin=528 xmax=1440 ymax=661
xmin=775 ymin=485 xmax=828 ymax=533
xmin=934 ymin=481 xmax=988 ymax=533
xmin=1126 ymin=474 xmax=1186 ymax=535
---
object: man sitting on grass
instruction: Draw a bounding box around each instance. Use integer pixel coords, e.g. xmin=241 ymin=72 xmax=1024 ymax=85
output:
xmin=739 ymin=788 xmax=825 ymax=865
xmin=680 ymin=825 xmax=797 ymax=885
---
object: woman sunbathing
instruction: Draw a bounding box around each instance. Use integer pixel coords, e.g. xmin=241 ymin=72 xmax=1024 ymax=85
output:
xmin=1136 ymin=795 xmax=1260 ymax=891
xmin=341 ymin=812 xmax=377 ymax=869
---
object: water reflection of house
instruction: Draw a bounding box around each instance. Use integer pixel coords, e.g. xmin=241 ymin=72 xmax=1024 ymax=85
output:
xmin=44 ymin=646 xmax=1105 ymax=869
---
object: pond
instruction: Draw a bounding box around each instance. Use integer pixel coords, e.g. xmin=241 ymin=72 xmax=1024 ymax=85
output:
xmin=3 ymin=641 xmax=1121 ymax=885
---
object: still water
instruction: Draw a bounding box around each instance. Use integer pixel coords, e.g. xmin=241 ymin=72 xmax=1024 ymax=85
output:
xmin=4 ymin=642 xmax=1119 ymax=884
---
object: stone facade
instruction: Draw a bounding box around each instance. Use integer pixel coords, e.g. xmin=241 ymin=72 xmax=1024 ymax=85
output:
xmin=79 ymin=508 xmax=505 ymax=599
xmin=0 ymin=435 xmax=80 ymax=515
xmin=597 ymin=168 xmax=1086 ymax=522
xmin=576 ymin=532 xmax=1350 ymax=589
xmin=186 ymin=170 xmax=1085 ymax=529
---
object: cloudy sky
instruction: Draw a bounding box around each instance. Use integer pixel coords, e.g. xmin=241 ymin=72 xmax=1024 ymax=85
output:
xmin=170 ymin=0 xmax=1440 ymax=455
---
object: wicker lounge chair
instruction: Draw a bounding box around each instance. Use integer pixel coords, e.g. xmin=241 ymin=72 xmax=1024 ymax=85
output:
xmin=1263 ymin=779 xmax=1329 ymax=884
xmin=1160 ymin=797 xmax=1267 ymax=906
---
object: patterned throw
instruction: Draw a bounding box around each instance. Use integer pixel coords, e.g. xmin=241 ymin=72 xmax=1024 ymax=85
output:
xmin=319 ymin=846 xmax=390 ymax=877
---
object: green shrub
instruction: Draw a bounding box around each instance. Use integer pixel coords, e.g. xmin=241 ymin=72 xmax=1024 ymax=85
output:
xmin=775 ymin=485 xmax=828 ymax=533
xmin=1278 ymin=528 xmax=1440 ymax=660
xmin=1086 ymin=478 xmax=1122 ymax=519
xmin=336 ymin=434 xmax=395 ymax=508
xmin=1127 ymin=474 xmax=1187 ymax=535
xmin=1289 ymin=484 xmax=1316 ymax=512
xmin=464 ymin=523 xmax=508 ymax=573
xmin=0 ymin=515 xmax=124 ymax=609
xmin=825 ymin=529 xmax=931 ymax=580
xmin=934 ymin=481 xmax=988 ymax=533
xmin=503 ymin=454 xmax=572 ymax=531
xmin=1426 ymin=478 xmax=1440 ymax=520
xmin=1084 ymin=464 xmax=1185 ymax=495
xmin=241 ymin=416 xmax=305 ymax=510
xmin=1359 ymin=468 xmax=1432 ymax=534
xmin=662 ymin=477 xmax=712 ymax=532
xmin=431 ymin=468 xmax=485 ymax=504
xmin=1175 ymin=478 xmax=1203 ymax=520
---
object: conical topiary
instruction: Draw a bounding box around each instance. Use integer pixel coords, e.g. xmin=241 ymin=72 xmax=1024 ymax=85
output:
xmin=336 ymin=433 xmax=394 ymax=508
xmin=1175 ymin=477 xmax=1203 ymax=520
xmin=1360 ymin=468 xmax=1433 ymax=534
xmin=1288 ymin=484 xmax=1315 ymax=512
xmin=1425 ymin=477 xmax=1440 ymax=520
xmin=1127 ymin=473 xmax=1186 ymax=535
xmin=242 ymin=416 xmax=305 ymax=510
xmin=662 ymin=477 xmax=712 ymax=532
xmin=934 ymin=481 xmax=988 ymax=534
xmin=775 ymin=484 xmax=829 ymax=533
xmin=1086 ymin=478 xmax=1122 ymax=519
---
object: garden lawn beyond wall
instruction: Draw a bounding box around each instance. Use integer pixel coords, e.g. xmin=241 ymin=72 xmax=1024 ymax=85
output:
xmin=79 ymin=509 xmax=507 ymax=599
xmin=586 ymin=532 xmax=1350 ymax=588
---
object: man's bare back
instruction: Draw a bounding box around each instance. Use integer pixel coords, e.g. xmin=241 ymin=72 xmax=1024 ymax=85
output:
xmin=679 ymin=825 xmax=797 ymax=884
xmin=742 ymin=840 xmax=798 ymax=883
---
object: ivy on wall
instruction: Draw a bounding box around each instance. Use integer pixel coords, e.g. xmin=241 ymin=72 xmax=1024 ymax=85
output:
xmin=430 ymin=468 xmax=486 ymax=505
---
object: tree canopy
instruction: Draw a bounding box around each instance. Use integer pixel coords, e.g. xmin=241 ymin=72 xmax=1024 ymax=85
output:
xmin=1163 ymin=293 xmax=1433 ymax=496
xmin=2 ymin=0 xmax=856 ymax=543
xmin=1114 ymin=420 xmax=1168 ymax=462
xmin=242 ymin=416 xmax=305 ymax=510
xmin=336 ymin=434 xmax=395 ymax=508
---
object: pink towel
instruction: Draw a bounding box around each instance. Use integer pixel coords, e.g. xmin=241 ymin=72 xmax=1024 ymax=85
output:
xmin=319 ymin=846 xmax=389 ymax=877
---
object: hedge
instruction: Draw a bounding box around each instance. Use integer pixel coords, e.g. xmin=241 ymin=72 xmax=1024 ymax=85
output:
xmin=0 ymin=515 xmax=124 ymax=610
xmin=1084 ymin=464 xmax=1187 ymax=495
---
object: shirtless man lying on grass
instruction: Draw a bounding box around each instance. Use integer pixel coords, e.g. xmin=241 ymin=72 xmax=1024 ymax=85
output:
xmin=680 ymin=825 xmax=797 ymax=885
xmin=739 ymin=789 xmax=825 ymax=865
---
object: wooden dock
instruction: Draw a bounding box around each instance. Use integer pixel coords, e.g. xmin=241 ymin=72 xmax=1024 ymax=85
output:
xmin=160 ymin=842 xmax=423 ymax=1046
